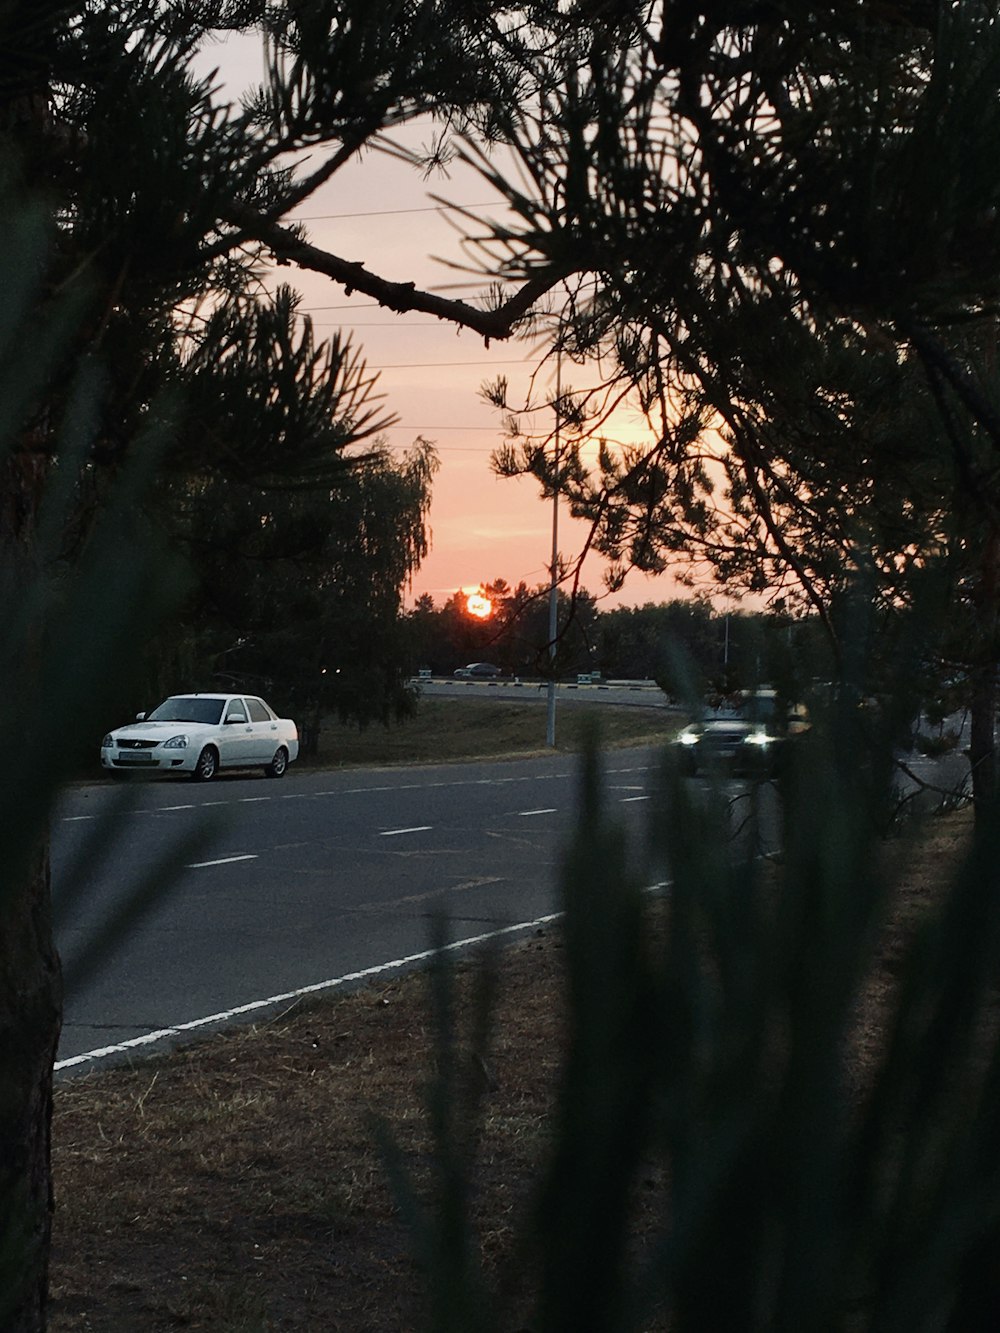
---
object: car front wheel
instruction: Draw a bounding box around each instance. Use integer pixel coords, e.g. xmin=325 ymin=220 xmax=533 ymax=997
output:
xmin=191 ymin=746 xmax=218 ymax=781
xmin=265 ymin=746 xmax=288 ymax=779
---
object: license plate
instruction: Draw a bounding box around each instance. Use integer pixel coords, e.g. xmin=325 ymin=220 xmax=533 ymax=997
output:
xmin=117 ymin=752 xmax=155 ymax=764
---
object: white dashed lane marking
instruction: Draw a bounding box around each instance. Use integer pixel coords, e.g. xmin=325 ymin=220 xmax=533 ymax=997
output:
xmin=379 ymin=826 xmax=433 ymax=837
xmin=60 ymin=764 xmax=605 ymax=823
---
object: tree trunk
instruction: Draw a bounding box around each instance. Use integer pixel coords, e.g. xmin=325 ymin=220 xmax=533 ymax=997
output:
xmin=301 ymin=710 xmax=322 ymax=758
xmin=969 ymin=665 xmax=997 ymax=815
xmin=0 ymin=439 xmax=60 ymax=1329
xmin=969 ymin=528 xmax=1000 ymax=823
xmin=0 ymin=844 xmax=61 ymax=1333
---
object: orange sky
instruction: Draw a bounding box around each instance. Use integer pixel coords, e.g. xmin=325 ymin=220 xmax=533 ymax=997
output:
xmin=203 ymin=34 xmax=689 ymax=611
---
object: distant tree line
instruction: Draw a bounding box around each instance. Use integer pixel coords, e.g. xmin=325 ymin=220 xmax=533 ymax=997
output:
xmin=404 ymin=583 xmax=823 ymax=698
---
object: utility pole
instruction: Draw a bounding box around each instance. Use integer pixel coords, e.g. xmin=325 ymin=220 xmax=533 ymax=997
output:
xmin=546 ymin=348 xmax=562 ymax=748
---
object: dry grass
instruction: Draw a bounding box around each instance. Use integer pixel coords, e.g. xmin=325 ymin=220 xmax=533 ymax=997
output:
xmin=47 ymin=801 xmax=973 ymax=1331
xmin=50 ymin=934 xmax=567 ymax=1331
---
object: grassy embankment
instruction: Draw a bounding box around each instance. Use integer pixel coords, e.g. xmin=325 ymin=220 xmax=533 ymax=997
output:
xmin=311 ymin=694 xmax=680 ymax=765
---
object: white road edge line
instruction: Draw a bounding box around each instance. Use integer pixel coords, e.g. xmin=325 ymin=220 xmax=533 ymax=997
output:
xmin=54 ymin=910 xmax=564 ymax=1072
xmin=56 ymin=882 xmax=672 ymax=1074
xmin=187 ymin=854 xmax=259 ymax=869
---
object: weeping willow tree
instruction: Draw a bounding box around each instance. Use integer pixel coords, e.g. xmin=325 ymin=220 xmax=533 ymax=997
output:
xmin=159 ymin=431 xmax=439 ymax=745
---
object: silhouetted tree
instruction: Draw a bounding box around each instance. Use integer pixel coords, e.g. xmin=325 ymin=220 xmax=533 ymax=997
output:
xmin=481 ymin=3 xmax=1000 ymax=811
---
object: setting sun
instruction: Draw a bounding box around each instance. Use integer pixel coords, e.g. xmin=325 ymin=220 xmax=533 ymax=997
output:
xmin=465 ymin=591 xmax=493 ymax=619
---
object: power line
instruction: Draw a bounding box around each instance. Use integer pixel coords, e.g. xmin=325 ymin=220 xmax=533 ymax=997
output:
xmin=373 ymin=432 xmax=633 ymax=450
xmin=374 ymin=358 xmax=532 ymax=370
xmin=310 ymin=320 xmax=442 ymax=327
xmin=383 ymin=445 xmax=501 ymax=453
xmin=380 ymin=424 xmax=509 ymax=430
xmin=297 ymin=200 xmax=502 ymax=221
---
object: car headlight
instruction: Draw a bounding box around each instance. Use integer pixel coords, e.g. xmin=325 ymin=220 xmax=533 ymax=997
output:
xmin=677 ymin=730 xmax=701 ymax=746
xmin=162 ymin=735 xmax=189 ymax=749
xmin=101 ymin=734 xmax=114 ymax=748
xmin=744 ymin=730 xmax=772 ymax=747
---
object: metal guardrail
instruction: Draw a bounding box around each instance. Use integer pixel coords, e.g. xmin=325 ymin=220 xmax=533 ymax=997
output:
xmin=409 ymin=675 xmax=661 ymax=690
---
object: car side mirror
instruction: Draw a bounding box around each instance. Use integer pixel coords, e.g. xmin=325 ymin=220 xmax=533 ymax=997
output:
xmin=136 ymin=712 xmax=147 ymax=721
xmin=224 ymin=716 xmax=244 ymax=725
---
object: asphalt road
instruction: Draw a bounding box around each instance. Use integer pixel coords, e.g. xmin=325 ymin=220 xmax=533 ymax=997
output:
xmin=52 ymin=746 xmax=665 ymax=1075
xmin=58 ymin=686 xmax=951 ymax=1079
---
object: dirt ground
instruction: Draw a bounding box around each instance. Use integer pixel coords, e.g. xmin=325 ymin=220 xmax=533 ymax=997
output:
xmin=47 ymin=807 xmax=973 ymax=1332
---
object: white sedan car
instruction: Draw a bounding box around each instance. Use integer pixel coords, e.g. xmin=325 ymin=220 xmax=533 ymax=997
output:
xmin=101 ymin=693 xmax=300 ymax=781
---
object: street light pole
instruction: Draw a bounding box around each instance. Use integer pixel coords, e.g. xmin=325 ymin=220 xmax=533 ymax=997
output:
xmin=546 ymin=348 xmax=561 ymax=748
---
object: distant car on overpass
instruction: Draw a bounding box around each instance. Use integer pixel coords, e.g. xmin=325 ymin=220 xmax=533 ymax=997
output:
xmin=453 ymin=662 xmax=502 ymax=678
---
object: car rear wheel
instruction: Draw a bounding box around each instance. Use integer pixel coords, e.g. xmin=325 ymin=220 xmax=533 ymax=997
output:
xmin=265 ymin=747 xmax=288 ymax=779
xmin=191 ymin=746 xmax=218 ymax=781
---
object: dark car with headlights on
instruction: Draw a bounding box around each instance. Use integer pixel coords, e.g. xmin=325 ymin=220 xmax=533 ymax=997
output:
xmin=674 ymin=690 xmax=809 ymax=778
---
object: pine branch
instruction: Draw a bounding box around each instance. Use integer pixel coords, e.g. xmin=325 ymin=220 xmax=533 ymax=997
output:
xmin=223 ymin=204 xmax=568 ymax=343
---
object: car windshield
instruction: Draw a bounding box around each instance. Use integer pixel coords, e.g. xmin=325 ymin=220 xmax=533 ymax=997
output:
xmin=738 ymin=695 xmax=778 ymax=723
xmin=700 ymin=695 xmax=779 ymax=724
xmin=147 ymin=697 xmax=225 ymax=725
